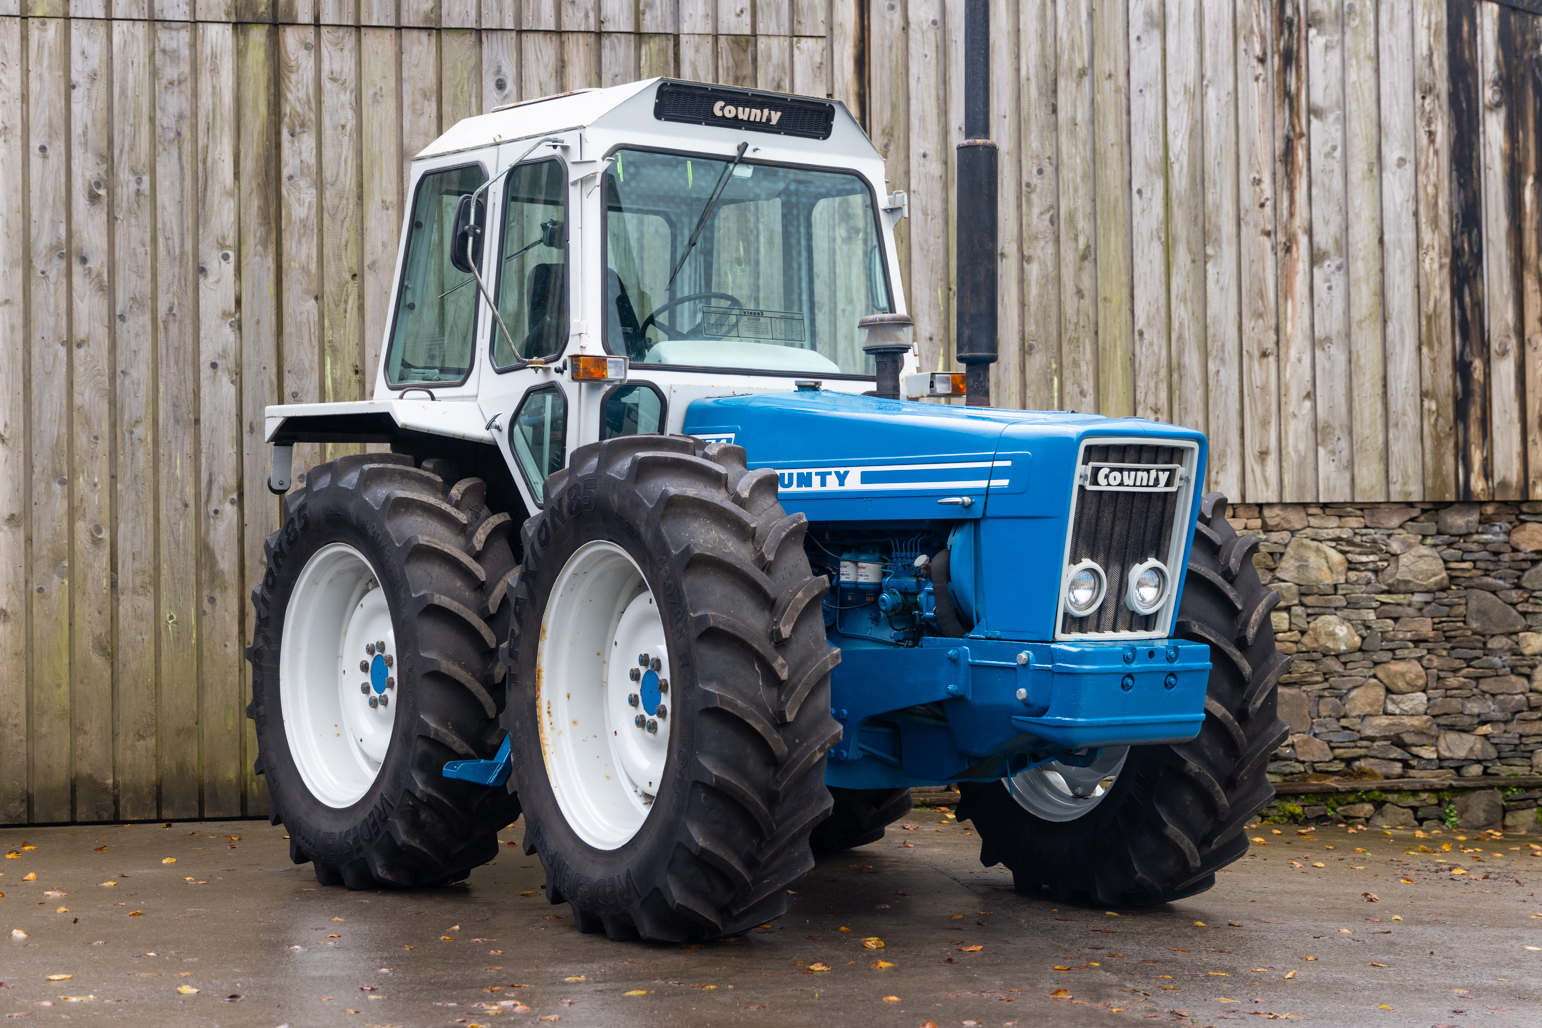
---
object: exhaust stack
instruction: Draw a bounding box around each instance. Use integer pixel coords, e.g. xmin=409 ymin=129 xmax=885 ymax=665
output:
xmin=954 ymin=0 xmax=998 ymax=407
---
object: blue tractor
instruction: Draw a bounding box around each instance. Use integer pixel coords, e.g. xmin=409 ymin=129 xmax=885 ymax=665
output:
xmin=249 ymin=68 xmax=1288 ymax=943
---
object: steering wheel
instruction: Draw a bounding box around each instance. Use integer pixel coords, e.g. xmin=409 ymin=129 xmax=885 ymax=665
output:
xmin=637 ymin=291 xmax=745 ymax=341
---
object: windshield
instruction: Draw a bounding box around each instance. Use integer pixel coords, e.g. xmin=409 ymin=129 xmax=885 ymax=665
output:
xmin=603 ymin=148 xmax=891 ymax=377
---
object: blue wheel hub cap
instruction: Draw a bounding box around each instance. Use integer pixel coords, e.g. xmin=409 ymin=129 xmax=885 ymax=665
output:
xmin=370 ymin=654 xmax=389 ymax=694
xmin=639 ymin=669 xmax=661 ymax=712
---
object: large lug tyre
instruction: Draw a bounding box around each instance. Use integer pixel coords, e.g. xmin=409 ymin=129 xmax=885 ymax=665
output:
xmin=810 ymin=787 xmax=914 ymax=853
xmin=248 ymin=453 xmax=521 ymax=888
xmin=503 ymin=436 xmax=842 ymax=942
xmin=956 ymin=492 xmax=1290 ymax=906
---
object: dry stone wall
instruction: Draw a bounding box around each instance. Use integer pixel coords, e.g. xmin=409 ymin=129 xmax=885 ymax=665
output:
xmin=1232 ymin=501 xmax=1542 ymax=793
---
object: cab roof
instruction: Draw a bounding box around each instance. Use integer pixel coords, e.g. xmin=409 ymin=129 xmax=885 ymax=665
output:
xmin=414 ymin=77 xmax=875 ymax=162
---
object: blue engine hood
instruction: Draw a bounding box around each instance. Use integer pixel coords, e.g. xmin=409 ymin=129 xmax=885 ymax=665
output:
xmin=682 ymin=392 xmax=1208 ymax=640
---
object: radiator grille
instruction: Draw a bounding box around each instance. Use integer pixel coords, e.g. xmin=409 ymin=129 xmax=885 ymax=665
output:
xmin=1059 ymin=443 xmax=1187 ymax=636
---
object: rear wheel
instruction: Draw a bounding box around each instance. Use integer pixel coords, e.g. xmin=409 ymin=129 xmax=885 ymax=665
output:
xmin=503 ymin=436 xmax=841 ymax=942
xmin=810 ymin=787 xmax=914 ymax=853
xmin=956 ymin=493 xmax=1290 ymax=906
xmin=248 ymin=453 xmax=521 ymax=888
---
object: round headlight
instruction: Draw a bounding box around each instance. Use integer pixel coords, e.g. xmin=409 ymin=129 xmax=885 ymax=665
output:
xmin=1125 ymin=559 xmax=1169 ymax=615
xmin=1064 ymin=560 xmax=1106 ymax=616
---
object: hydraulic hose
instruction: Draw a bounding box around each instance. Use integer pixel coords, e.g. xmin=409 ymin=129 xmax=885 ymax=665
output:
xmin=929 ymin=548 xmax=972 ymax=638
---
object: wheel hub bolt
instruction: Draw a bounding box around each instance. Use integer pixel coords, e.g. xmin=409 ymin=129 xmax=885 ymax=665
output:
xmin=383 ymin=653 xmax=393 ymax=668
xmin=649 ymin=656 xmax=663 ymax=672
xmin=378 ymin=694 xmax=389 ymax=708
xmin=376 ymin=639 xmax=386 ymax=653
xmin=385 ymin=676 xmax=395 ymax=690
xmin=365 ymin=643 xmax=376 ymax=656
xmin=634 ymin=714 xmax=647 ymax=729
xmin=657 ymin=678 xmax=668 ymax=693
xmin=629 ymin=667 xmax=641 ymax=682
xmin=628 ymin=693 xmax=640 ymax=707
xmin=368 ymin=696 xmax=379 ymax=709
xmin=655 ymin=704 xmax=667 ymax=719
xmin=638 ymin=653 xmax=650 ymax=666
xmin=359 ymin=660 xmax=370 ymax=673
xmin=646 ymin=718 xmax=658 ymax=734
xmin=360 ymin=683 xmax=370 ymax=694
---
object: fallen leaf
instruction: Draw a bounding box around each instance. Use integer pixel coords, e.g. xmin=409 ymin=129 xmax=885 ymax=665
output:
xmin=861 ymin=937 xmax=884 ymax=949
xmin=46 ymin=975 xmax=71 ymax=982
xmin=1377 ymin=1005 xmax=1394 ymax=1010
xmin=99 ymin=881 xmax=117 ymax=887
xmin=1216 ymin=997 xmax=1239 ymax=1003
xmin=1363 ymin=893 xmax=1379 ymax=902
xmin=177 ymin=985 xmax=198 ymax=995
xmin=161 ymin=858 xmax=176 ymax=864
xmin=871 ymin=960 xmax=894 ymax=969
xmin=563 ymin=976 xmax=587 ymax=982
xmin=1311 ymin=862 xmax=1324 ymax=868
xmin=22 ymin=873 xmax=35 ymax=881
xmin=957 ymin=945 xmax=983 ymax=952
xmin=538 ymin=1016 xmax=560 ymax=1022
xmin=1401 ymin=878 xmax=1413 ymax=884
xmin=808 ymin=963 xmax=830 ymax=972
xmin=1284 ymin=971 xmax=1297 ymax=980
xmin=10 ymin=929 xmax=26 ymax=939
xmin=1193 ymin=921 xmax=1206 ymax=927
xmin=882 ymin=995 xmax=900 ymax=1002
xmin=624 ymin=990 xmax=648 ymax=996
xmin=128 ymin=911 xmax=142 ymax=916
xmin=1050 ymin=990 xmax=1070 ymax=999
xmin=1450 ymin=868 xmax=1467 ymax=876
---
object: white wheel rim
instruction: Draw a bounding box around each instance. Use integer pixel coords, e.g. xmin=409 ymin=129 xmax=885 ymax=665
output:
xmin=538 ymin=540 xmax=673 ymax=850
xmin=1005 ymin=746 xmax=1130 ymax=822
xmin=280 ymin=543 xmax=400 ymax=809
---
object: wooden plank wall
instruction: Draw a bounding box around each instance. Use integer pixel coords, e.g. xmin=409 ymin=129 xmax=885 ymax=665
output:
xmin=2 ymin=0 xmax=1540 ymax=822
xmin=0 ymin=1 xmax=844 ymax=825
xmin=876 ymin=0 xmax=1538 ymax=508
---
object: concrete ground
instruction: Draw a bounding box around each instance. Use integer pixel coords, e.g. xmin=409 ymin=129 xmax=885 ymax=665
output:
xmin=2 ymin=811 xmax=1540 ymax=1028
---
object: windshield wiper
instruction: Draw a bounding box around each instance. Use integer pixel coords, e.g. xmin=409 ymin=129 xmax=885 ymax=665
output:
xmin=665 ymin=141 xmax=749 ymax=293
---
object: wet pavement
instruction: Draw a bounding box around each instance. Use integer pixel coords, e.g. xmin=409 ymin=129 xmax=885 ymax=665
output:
xmin=1 ymin=810 xmax=1540 ymax=1027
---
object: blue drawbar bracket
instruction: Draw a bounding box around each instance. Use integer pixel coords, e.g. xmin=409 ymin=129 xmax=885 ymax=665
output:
xmin=442 ymin=734 xmax=513 ymax=787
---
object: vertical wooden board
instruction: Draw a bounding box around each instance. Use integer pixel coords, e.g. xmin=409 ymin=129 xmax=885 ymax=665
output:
xmin=442 ymin=0 xmax=477 ymax=28
xmin=639 ymin=33 xmax=676 ymax=78
xmin=196 ymin=0 xmax=236 ymax=22
xmin=1274 ymin=0 xmax=1316 ymax=501
xmin=400 ymin=0 xmax=437 ymax=27
xmin=0 ymin=16 xmax=28 ymax=823
xmin=560 ymin=0 xmax=598 ymax=31
xmin=1378 ymin=0 xmax=1422 ymax=501
xmin=277 ymin=0 xmax=314 ymax=24
xmin=480 ymin=0 xmax=512 ymax=29
xmin=158 ymin=0 xmax=194 ymax=20
xmin=400 ymin=28 xmax=438 ymax=169
xmin=1020 ymin=0 xmax=1060 ymax=411
xmin=677 ymin=0 xmax=711 ymax=34
xmin=521 ymin=31 xmax=562 ymax=98
xmin=441 ymin=29 xmax=482 ymax=124
xmin=523 ymin=0 xmax=557 ymax=30
xmin=233 ymin=0 xmax=273 ymax=22
xmin=360 ymin=0 xmax=396 ymax=25
xmin=756 ymin=34 xmax=790 ymax=92
xmin=319 ymin=0 xmax=356 ymax=26
xmin=1518 ymin=15 xmax=1542 ymax=500
xmin=793 ymin=0 xmax=823 ymax=37
xmin=1203 ymin=0 xmax=1243 ymax=500
xmin=111 ymin=18 xmax=159 ymax=821
xmin=70 ymin=0 xmax=107 ymax=16
xmin=27 ymin=16 xmax=73 ymax=824
xmin=154 ymin=21 xmax=201 ymax=819
xmin=646 ymin=0 xmax=683 ymax=33
xmin=601 ymin=32 xmax=638 ymax=86
xmin=1166 ymin=0 xmax=1204 ymax=434
xmin=194 ymin=23 xmax=243 ymax=817
xmin=716 ymin=33 xmax=754 ymax=86
xmin=560 ymin=29 xmax=599 ymax=90
xmin=679 ymin=33 xmax=715 ymax=81
xmin=1128 ymin=0 xmax=1168 ymax=423
xmin=829 ymin=0 xmax=862 ymax=119
xmin=362 ymin=29 xmax=399 ymax=390
xmin=69 ymin=16 xmax=114 ymax=822
xmin=791 ymin=34 xmax=825 ymax=99
xmin=322 ymin=26 xmax=363 ymax=462
xmin=1447 ymin=0 xmax=1488 ymax=500
xmin=1480 ymin=6 xmax=1522 ymax=500
xmin=483 ymin=28 xmax=519 ymax=108
xmin=905 ymin=0 xmax=947 ymax=374
xmin=280 ymin=26 xmax=323 ymax=491
xmin=1056 ymin=0 xmax=1096 ymax=411
xmin=1238 ymin=0 xmax=1281 ymax=503
xmin=756 ymin=0 xmax=789 ymax=35
xmin=988 ymin=0 xmax=1021 ymax=409
xmin=1093 ymin=0 xmax=1132 ymax=418
xmin=718 ymin=0 xmax=750 ymax=35
xmin=1415 ymin=0 xmax=1454 ymax=500
xmin=1343 ymin=0 xmax=1385 ymax=501
xmin=236 ymin=22 xmax=278 ymax=816
xmin=601 ymin=0 xmax=637 ymax=32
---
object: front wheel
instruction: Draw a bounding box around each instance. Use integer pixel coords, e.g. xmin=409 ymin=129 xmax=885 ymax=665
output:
xmin=503 ymin=436 xmax=841 ymax=942
xmin=956 ymin=493 xmax=1290 ymax=906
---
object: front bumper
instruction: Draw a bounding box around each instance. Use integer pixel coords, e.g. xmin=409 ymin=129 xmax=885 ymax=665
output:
xmin=824 ymin=636 xmax=1211 ymax=789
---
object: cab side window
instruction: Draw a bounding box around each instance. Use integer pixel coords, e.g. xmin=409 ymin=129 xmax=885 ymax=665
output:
xmin=493 ymin=160 xmax=568 ymax=367
xmin=385 ymin=164 xmax=486 ymax=385
xmin=600 ymin=383 xmax=665 ymax=440
xmin=510 ymin=386 xmax=567 ymax=505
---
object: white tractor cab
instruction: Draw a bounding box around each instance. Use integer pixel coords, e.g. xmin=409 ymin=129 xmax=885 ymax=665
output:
xmin=265 ymin=78 xmax=914 ymax=516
